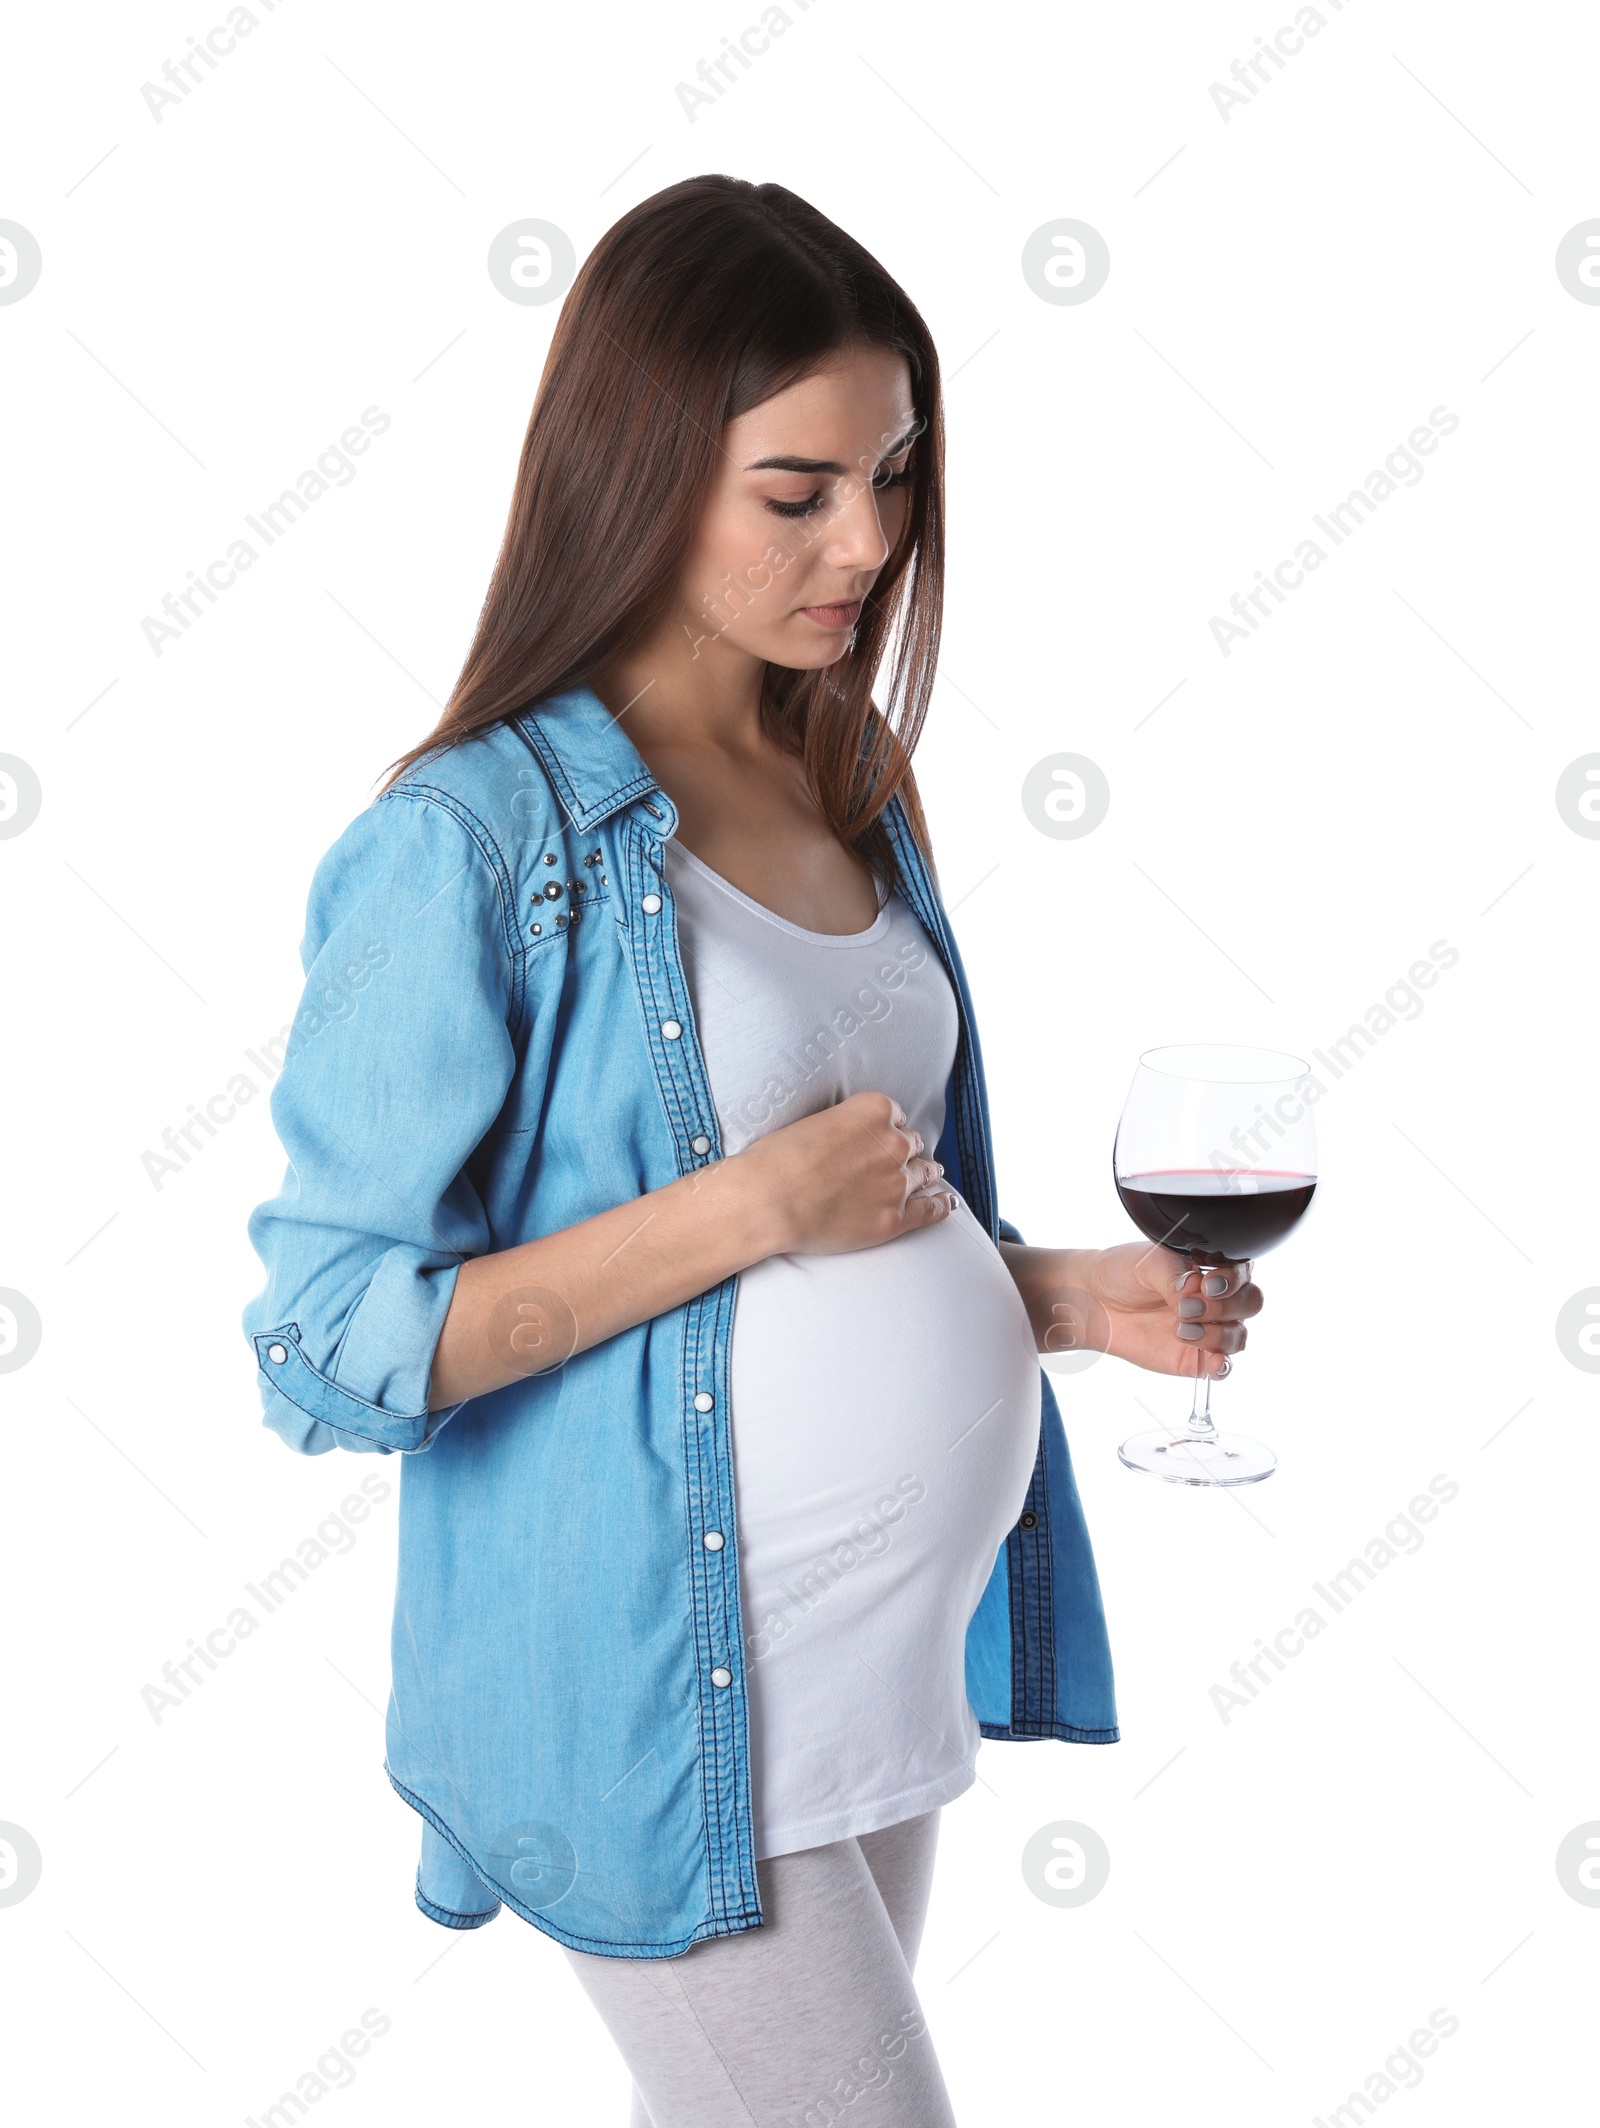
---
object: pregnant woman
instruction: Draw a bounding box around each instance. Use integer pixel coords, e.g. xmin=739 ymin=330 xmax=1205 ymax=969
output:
xmin=245 ymin=176 xmax=1258 ymax=2126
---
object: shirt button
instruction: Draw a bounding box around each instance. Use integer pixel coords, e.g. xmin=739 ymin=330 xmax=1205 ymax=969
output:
xmin=1019 ymin=1510 xmax=1039 ymax=1530
xmin=693 ymin=1391 xmax=714 ymax=1412
xmin=691 ymin=1134 xmax=711 ymax=1155
xmin=662 ymin=1019 xmax=682 ymax=1040
xmin=266 ymin=1343 xmax=288 ymax=1365
xmin=710 ymin=1667 xmax=733 ymax=1688
xmin=703 ymin=1531 xmax=725 ymax=1551
xmin=642 ymin=893 xmax=662 ymax=914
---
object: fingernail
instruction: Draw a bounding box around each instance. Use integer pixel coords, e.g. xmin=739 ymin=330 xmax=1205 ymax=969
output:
xmin=1214 ymin=1356 xmax=1232 ymax=1378
xmin=1177 ymin=1296 xmax=1206 ymax=1319
xmin=1202 ymin=1273 xmax=1228 ymax=1296
xmin=1175 ymin=1322 xmax=1205 ymax=1342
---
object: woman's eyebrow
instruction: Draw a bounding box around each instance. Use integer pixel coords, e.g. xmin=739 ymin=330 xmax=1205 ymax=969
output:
xmin=744 ymin=453 xmax=847 ymax=474
xmin=743 ymin=429 xmax=920 ymax=476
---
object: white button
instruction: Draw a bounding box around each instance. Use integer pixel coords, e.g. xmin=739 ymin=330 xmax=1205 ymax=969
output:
xmin=710 ymin=1667 xmax=732 ymax=1688
xmin=703 ymin=1531 xmax=725 ymax=1551
xmin=267 ymin=1343 xmax=288 ymax=1365
xmin=642 ymin=893 xmax=662 ymax=914
xmin=691 ymin=1135 xmax=710 ymax=1155
xmin=661 ymin=1019 xmax=682 ymax=1040
xmin=693 ymin=1391 xmax=714 ymax=1412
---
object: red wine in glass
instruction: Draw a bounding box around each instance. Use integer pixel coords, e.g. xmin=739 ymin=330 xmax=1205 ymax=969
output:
xmin=1113 ymin=1047 xmax=1318 ymax=1486
xmin=1115 ymin=1170 xmax=1317 ymax=1264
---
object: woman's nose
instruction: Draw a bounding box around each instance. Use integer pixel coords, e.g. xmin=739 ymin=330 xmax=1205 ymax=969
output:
xmin=820 ymin=481 xmax=891 ymax=573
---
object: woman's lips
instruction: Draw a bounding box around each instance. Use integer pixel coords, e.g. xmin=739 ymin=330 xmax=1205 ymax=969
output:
xmin=799 ymin=599 xmax=862 ymax=631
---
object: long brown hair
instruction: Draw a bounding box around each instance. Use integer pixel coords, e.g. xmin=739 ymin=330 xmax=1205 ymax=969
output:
xmin=381 ymin=175 xmax=944 ymax=887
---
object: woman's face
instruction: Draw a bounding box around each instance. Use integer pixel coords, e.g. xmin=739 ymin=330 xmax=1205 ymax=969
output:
xmin=676 ymin=344 xmax=918 ymax=671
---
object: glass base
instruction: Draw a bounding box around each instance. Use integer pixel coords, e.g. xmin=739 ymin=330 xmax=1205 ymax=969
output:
xmin=1118 ymin=1426 xmax=1276 ymax=1487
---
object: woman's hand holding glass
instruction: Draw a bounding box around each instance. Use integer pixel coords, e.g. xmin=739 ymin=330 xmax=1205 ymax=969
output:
xmin=1038 ymin=1244 xmax=1262 ymax=1380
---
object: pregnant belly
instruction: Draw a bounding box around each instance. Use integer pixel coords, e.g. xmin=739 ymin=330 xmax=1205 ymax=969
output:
xmin=728 ymin=1198 xmax=1044 ymax=1648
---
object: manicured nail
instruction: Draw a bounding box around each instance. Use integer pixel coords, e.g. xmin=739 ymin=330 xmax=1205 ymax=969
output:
xmin=1175 ymin=1322 xmax=1205 ymax=1342
xmin=1177 ymin=1296 xmax=1206 ymax=1319
xmin=1214 ymin=1356 xmax=1232 ymax=1378
xmin=1202 ymin=1273 xmax=1228 ymax=1296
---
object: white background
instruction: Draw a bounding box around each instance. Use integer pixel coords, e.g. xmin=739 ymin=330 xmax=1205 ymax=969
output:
xmin=3 ymin=1 xmax=1595 ymax=2121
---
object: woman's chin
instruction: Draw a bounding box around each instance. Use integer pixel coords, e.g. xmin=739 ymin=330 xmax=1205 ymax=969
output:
xmin=760 ymin=631 xmax=857 ymax=674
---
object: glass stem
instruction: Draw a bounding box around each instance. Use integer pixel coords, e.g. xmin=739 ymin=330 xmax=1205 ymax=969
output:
xmin=1186 ymin=1351 xmax=1215 ymax=1439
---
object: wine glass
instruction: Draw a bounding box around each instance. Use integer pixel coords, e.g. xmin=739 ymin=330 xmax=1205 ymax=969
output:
xmin=1113 ymin=1044 xmax=1317 ymax=1487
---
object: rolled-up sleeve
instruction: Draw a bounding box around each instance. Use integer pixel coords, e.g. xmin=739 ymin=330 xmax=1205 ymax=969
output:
xmin=243 ymin=791 xmax=521 ymax=1456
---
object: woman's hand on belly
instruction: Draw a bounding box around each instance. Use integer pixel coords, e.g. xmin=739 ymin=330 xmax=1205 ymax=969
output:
xmin=428 ymin=1091 xmax=948 ymax=1409
xmin=734 ymin=1089 xmax=958 ymax=1256
xmin=998 ymin=1241 xmax=1262 ymax=1381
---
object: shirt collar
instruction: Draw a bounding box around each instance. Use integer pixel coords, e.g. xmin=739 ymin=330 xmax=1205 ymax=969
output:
xmin=516 ymin=684 xmax=943 ymax=1035
xmin=515 ymin=683 xmax=673 ymax=835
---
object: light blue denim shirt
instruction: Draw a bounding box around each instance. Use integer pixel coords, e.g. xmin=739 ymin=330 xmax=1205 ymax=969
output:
xmin=244 ymin=683 xmax=1118 ymax=1957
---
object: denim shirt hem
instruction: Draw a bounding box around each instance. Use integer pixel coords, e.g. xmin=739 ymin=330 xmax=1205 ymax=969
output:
xmin=977 ymin=1720 xmax=1121 ymax=1744
xmin=413 ymin=1874 xmax=501 ymax=1931
xmin=388 ymin=1769 xmax=766 ymax=1958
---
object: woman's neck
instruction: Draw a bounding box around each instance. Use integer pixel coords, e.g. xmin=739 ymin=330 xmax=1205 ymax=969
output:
xmin=594 ymin=612 xmax=771 ymax=760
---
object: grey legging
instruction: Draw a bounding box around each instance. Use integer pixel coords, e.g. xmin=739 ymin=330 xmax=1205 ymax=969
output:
xmin=562 ymin=1809 xmax=957 ymax=2127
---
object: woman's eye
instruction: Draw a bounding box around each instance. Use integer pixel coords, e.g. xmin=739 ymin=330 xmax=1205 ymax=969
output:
xmin=764 ymin=463 xmax=913 ymax=517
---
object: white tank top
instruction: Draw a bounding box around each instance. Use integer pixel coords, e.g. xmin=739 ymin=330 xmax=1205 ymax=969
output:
xmin=661 ymin=836 xmax=1044 ymax=1860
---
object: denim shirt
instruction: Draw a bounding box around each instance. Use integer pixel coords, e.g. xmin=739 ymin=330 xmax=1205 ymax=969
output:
xmin=243 ymin=683 xmax=1117 ymax=1958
